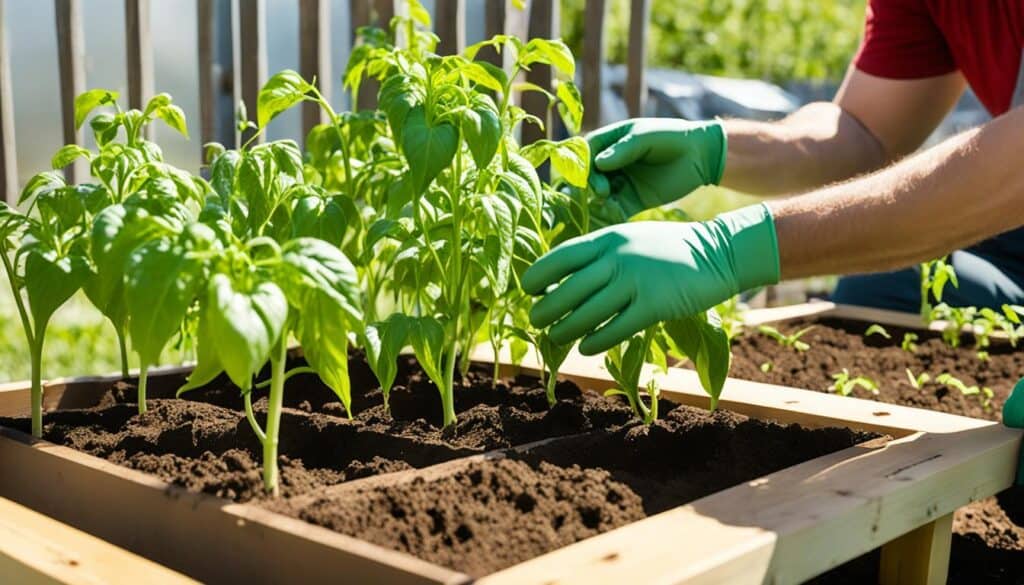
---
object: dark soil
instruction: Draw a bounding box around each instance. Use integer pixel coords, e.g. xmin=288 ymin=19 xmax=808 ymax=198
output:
xmin=727 ymin=316 xmax=1024 ymax=584
xmin=0 ymin=350 xmax=873 ymax=577
xmin=268 ymin=405 xmax=872 ymax=576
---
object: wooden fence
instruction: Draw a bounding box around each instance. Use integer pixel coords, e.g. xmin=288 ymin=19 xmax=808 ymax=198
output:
xmin=0 ymin=0 xmax=654 ymax=203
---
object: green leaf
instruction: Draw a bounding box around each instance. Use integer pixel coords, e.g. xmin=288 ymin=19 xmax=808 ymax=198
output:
xmin=206 ymin=273 xmax=289 ymax=389
xmin=461 ymin=62 xmax=507 ymax=93
xmin=520 ymin=38 xmax=575 ymax=77
xmin=556 ymin=80 xmax=583 ymax=134
xmin=154 ymin=104 xmax=189 ymax=138
xmin=19 ymin=171 xmax=66 ymax=206
xmin=409 ymin=316 xmax=446 ymax=390
xmin=176 ymin=303 xmax=223 ymax=396
xmin=279 ymin=238 xmax=362 ymax=323
xmin=476 ymin=194 xmax=515 ymax=292
xmin=662 ymin=311 xmax=731 ymax=410
xmin=290 ymin=196 xmax=347 ymax=245
xmin=257 ymin=70 xmax=313 ymax=128
xmin=864 ymin=324 xmax=891 ymax=339
xmin=124 ymin=235 xmax=205 ymax=367
xmin=51 ymin=144 xmax=91 ymax=170
xmin=364 ymin=313 xmax=413 ymax=401
xmin=537 ymin=333 xmax=572 ymax=378
xmin=408 ymin=0 xmax=431 ymax=26
xmin=401 ymin=105 xmax=457 ymax=193
xmin=74 ymin=89 xmax=119 ymax=130
xmin=296 ymin=289 xmax=355 ymax=414
xmin=523 ymin=138 xmax=590 ymax=188
xmin=462 ymin=96 xmax=501 ymax=170
xmin=24 ymin=248 xmax=91 ymax=333
xmin=90 ymin=113 xmax=121 ymax=147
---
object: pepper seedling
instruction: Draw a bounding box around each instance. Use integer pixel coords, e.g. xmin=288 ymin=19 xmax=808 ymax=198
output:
xmin=828 ymin=368 xmax=879 ymax=397
xmin=758 ymin=324 xmax=814 ymax=352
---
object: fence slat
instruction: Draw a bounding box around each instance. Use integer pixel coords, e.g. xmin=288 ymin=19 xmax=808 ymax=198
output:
xmin=197 ymin=0 xmax=216 ymax=158
xmin=522 ymin=0 xmax=558 ymax=148
xmin=625 ymin=0 xmax=651 ymax=117
xmin=352 ymin=0 xmax=393 ymax=110
xmin=475 ymin=0 xmax=506 ymax=69
xmin=55 ymin=0 xmax=86 ymax=182
xmin=582 ymin=0 xmax=606 ymax=131
xmin=299 ymin=0 xmax=330 ymax=138
xmin=125 ymin=0 xmax=154 ymax=138
xmin=0 ymin=0 xmax=16 ymax=203
xmin=236 ymin=0 xmax=266 ymax=145
xmin=435 ymin=0 xmax=465 ymax=56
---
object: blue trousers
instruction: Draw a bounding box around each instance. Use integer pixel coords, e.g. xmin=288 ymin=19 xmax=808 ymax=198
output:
xmin=831 ymin=249 xmax=1024 ymax=312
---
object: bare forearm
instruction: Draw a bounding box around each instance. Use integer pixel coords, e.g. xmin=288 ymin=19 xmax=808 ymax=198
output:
xmin=770 ymin=107 xmax=1024 ymax=279
xmin=720 ymin=102 xmax=886 ymax=195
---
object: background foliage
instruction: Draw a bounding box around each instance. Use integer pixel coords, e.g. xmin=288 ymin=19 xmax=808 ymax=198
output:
xmin=562 ymin=0 xmax=866 ymax=82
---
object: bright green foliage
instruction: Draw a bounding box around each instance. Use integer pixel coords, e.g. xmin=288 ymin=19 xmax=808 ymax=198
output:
xmin=864 ymin=324 xmax=890 ymax=339
xmin=758 ymin=324 xmax=814 ymax=352
xmin=604 ymin=327 xmax=661 ymax=425
xmin=828 ymin=368 xmax=878 ymax=397
xmin=905 ymin=368 xmax=930 ymax=390
xmin=562 ymin=0 xmax=865 ymax=83
xmin=919 ymin=257 xmax=958 ymax=321
xmin=901 ymin=332 xmax=918 ymax=353
xmin=935 ymin=373 xmax=994 ymax=410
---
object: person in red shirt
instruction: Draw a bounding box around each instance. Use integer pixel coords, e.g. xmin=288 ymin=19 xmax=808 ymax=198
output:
xmin=523 ymin=1 xmax=1024 ymax=452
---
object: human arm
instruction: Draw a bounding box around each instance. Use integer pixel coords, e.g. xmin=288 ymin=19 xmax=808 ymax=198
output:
xmin=525 ymin=106 xmax=1024 ymax=354
xmin=772 ymin=104 xmax=1024 ymax=278
xmin=721 ymin=69 xmax=965 ymax=194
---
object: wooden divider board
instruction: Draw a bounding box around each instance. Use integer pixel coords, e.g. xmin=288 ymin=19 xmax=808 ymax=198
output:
xmin=0 ymin=495 xmax=197 ymax=585
xmin=469 ymin=345 xmax=1021 ymax=585
xmin=0 ymin=337 xmax=1017 ymax=584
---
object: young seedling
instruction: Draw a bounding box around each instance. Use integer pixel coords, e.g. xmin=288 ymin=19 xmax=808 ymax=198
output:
xmin=604 ymin=327 xmax=661 ymax=425
xmin=901 ymin=332 xmax=918 ymax=353
xmin=863 ymin=324 xmax=891 ymax=339
xmin=935 ymin=373 xmax=994 ymax=409
xmin=905 ymin=368 xmax=930 ymax=390
xmin=919 ymin=256 xmax=958 ymax=321
xmin=760 ymin=361 xmax=773 ymax=373
xmin=758 ymin=324 xmax=814 ymax=352
xmin=828 ymin=368 xmax=879 ymax=397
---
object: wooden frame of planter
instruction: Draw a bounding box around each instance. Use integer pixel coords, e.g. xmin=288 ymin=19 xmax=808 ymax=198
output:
xmin=0 ymin=332 xmax=1018 ymax=585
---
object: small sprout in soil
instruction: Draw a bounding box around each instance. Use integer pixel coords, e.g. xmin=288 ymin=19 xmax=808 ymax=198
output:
xmin=900 ymin=332 xmax=919 ymax=353
xmin=829 ymin=368 xmax=879 ymax=397
xmin=976 ymin=350 xmax=990 ymax=362
xmin=935 ymin=373 xmax=994 ymax=409
xmin=758 ymin=324 xmax=814 ymax=352
xmin=863 ymin=324 xmax=891 ymax=339
xmin=905 ymin=368 xmax=930 ymax=390
xmin=760 ymin=361 xmax=773 ymax=373
xmin=919 ymin=256 xmax=958 ymax=321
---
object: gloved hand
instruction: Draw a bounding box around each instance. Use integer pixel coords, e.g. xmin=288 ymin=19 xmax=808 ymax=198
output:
xmin=586 ymin=118 xmax=727 ymax=220
xmin=1005 ymin=378 xmax=1024 ymax=485
xmin=521 ymin=203 xmax=779 ymax=355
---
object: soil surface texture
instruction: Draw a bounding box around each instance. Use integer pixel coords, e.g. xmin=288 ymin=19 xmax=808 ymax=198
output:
xmin=727 ymin=316 xmax=1024 ymax=584
xmin=1 ymin=351 xmax=871 ymax=577
xmin=268 ymin=405 xmax=872 ymax=576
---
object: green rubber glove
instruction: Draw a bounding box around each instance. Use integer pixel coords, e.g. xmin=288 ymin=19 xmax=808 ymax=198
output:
xmin=586 ymin=118 xmax=727 ymax=220
xmin=1005 ymin=378 xmax=1024 ymax=485
xmin=522 ymin=203 xmax=779 ymax=355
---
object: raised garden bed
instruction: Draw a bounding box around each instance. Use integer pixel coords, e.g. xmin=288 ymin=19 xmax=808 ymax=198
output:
xmin=720 ymin=301 xmax=1024 ymax=584
xmin=0 ymin=348 xmax=1018 ymax=584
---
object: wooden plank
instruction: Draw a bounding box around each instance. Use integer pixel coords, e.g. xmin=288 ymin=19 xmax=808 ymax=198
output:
xmin=55 ymin=0 xmax=87 ymax=183
xmin=880 ymin=513 xmax=953 ymax=585
xmin=473 ymin=346 xmax=992 ymax=437
xmin=351 ymin=0 xmax=393 ymax=110
xmin=521 ymin=0 xmax=556 ymax=147
xmin=0 ymin=0 xmax=16 ymax=203
xmin=124 ymin=0 xmax=154 ymax=140
xmin=0 ymin=428 xmax=471 ymax=585
xmin=480 ymin=424 xmax=1019 ymax=585
xmin=581 ymin=0 xmax=606 ymax=131
xmin=0 ymin=496 xmax=197 ymax=585
xmin=299 ymin=0 xmax=330 ymax=139
xmin=476 ymin=0 xmax=506 ymax=69
xmin=434 ymin=0 xmax=465 ymax=56
xmin=236 ymin=0 xmax=266 ymax=146
xmin=197 ymin=0 xmax=216 ymax=157
xmin=624 ymin=0 xmax=650 ymax=117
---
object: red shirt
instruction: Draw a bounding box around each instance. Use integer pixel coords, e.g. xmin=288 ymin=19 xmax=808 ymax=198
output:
xmin=854 ymin=0 xmax=1024 ymax=116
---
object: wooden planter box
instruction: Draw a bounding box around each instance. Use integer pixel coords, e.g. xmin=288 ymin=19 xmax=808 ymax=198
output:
xmin=0 ymin=334 xmax=1019 ymax=584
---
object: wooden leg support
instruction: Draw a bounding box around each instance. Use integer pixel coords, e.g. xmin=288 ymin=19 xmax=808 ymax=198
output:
xmin=879 ymin=513 xmax=954 ymax=585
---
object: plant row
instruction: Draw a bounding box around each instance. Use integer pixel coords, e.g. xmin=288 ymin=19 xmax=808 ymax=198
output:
xmin=1 ymin=1 xmax=728 ymax=496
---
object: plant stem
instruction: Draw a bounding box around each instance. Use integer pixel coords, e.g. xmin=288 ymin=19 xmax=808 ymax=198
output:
xmin=262 ymin=336 xmax=288 ymax=496
xmin=545 ymin=372 xmax=558 ymax=408
xmin=117 ymin=327 xmax=129 ymax=378
xmin=440 ymin=348 xmax=458 ymax=428
xmin=137 ymin=364 xmax=149 ymax=414
xmin=29 ymin=341 xmax=43 ymax=438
